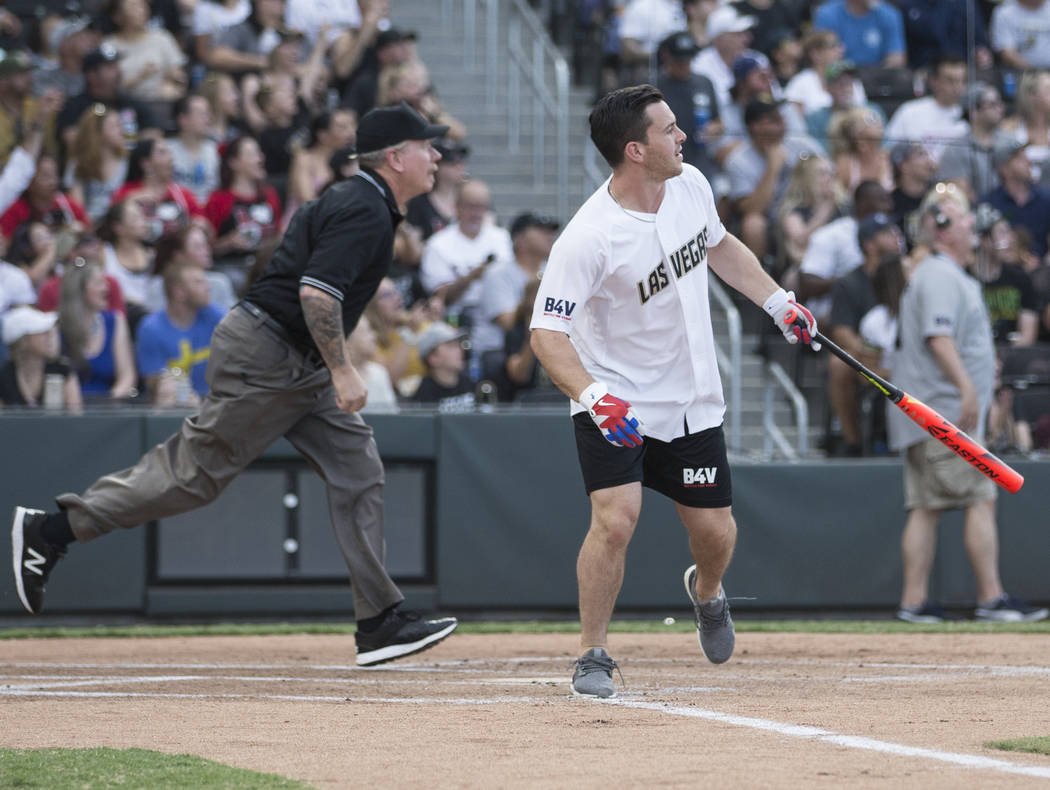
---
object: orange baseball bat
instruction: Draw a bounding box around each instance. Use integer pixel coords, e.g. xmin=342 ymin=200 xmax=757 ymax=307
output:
xmin=811 ymin=329 xmax=1024 ymax=493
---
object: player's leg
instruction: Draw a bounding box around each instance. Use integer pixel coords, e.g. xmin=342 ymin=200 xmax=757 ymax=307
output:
xmin=898 ymin=506 xmax=941 ymax=612
xmin=679 ymin=504 xmax=736 ymax=602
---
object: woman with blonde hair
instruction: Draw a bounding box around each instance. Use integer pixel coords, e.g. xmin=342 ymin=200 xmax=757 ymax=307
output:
xmin=199 ymin=71 xmax=245 ymax=143
xmin=1002 ymin=69 xmax=1050 ymax=186
xmin=58 ymin=257 xmax=137 ymax=401
xmin=775 ymin=153 xmax=846 ymax=289
xmin=830 ymin=106 xmax=894 ymax=193
xmin=377 ymin=60 xmax=467 ymax=141
xmin=65 ymin=103 xmax=129 ymax=222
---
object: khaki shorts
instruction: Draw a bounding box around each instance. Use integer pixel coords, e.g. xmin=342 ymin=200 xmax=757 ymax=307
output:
xmin=904 ymin=437 xmax=998 ymax=511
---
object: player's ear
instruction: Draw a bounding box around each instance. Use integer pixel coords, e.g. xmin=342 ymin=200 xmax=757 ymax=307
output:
xmin=623 ymin=140 xmax=645 ymax=164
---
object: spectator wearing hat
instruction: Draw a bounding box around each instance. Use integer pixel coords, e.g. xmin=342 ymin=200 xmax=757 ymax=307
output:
xmin=0 ymin=305 xmax=81 ymax=410
xmin=936 ymin=84 xmax=1009 ymax=202
xmin=617 ymin=0 xmax=687 ymax=84
xmin=0 ymin=49 xmax=62 ymax=165
xmin=812 ymin=0 xmax=906 ymax=68
xmin=656 ymin=31 xmax=722 ymax=183
xmin=982 ymin=140 xmax=1050 ymax=260
xmin=33 ymin=15 xmax=100 ymax=101
xmin=472 ymin=211 xmax=559 ymax=381
xmin=103 ymin=0 xmax=187 ymax=106
xmin=326 ymin=143 xmax=359 ymax=185
xmin=717 ymin=51 xmax=807 ymax=166
xmin=725 ymin=97 xmax=822 ymax=261
xmin=420 ymin=178 xmax=512 ymax=329
xmin=411 ymin=321 xmax=475 ymax=411
xmin=342 ymin=27 xmax=416 ymax=119
xmin=785 ymin=31 xmax=868 ymax=117
xmin=991 ymin=0 xmax=1050 ymax=70
xmin=884 ymin=55 xmax=968 ymax=163
xmin=56 ymin=44 xmax=161 ymax=155
xmin=166 ymin=94 xmax=221 ymax=205
xmin=691 ymin=5 xmax=756 ymax=114
xmin=805 ymin=59 xmax=885 ymax=153
xmin=973 ymin=210 xmax=1040 ymax=346
xmin=889 ymin=140 xmax=937 ymax=229
xmin=799 ymin=180 xmax=894 ymax=322
xmin=897 ymin=0 xmax=992 ymax=70
xmin=405 ymin=138 xmax=468 ymax=241
xmin=826 ymin=212 xmax=903 ymax=455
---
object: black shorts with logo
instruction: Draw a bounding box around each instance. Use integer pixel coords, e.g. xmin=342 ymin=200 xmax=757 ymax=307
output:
xmin=572 ymin=413 xmax=732 ymax=508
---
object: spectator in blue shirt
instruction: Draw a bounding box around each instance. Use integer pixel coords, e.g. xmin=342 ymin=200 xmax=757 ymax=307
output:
xmin=896 ymin=0 xmax=992 ymax=70
xmin=136 ymin=262 xmax=224 ymax=406
xmin=813 ymin=0 xmax=906 ymax=68
xmin=982 ymin=140 xmax=1050 ymax=260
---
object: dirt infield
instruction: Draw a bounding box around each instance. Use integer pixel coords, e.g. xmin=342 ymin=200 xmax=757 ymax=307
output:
xmin=2 ymin=631 xmax=1050 ymax=788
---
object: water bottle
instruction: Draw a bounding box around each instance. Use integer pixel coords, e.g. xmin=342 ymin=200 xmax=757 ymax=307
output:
xmin=692 ymin=92 xmax=711 ymax=149
xmin=476 ymin=380 xmax=497 ymax=413
xmin=43 ymin=373 xmax=64 ymax=410
xmin=169 ymin=367 xmax=192 ymax=406
xmin=1002 ymin=70 xmax=1017 ymax=101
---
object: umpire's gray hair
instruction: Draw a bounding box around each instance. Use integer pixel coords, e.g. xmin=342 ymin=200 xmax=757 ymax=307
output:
xmin=357 ymin=141 xmax=408 ymax=170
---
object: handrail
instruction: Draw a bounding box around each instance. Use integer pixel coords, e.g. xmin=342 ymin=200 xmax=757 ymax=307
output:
xmin=707 ymin=277 xmax=741 ymax=453
xmin=763 ymin=360 xmax=809 ymax=459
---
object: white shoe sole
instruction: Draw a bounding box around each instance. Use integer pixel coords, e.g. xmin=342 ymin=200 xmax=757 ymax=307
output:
xmin=355 ymin=618 xmax=458 ymax=666
xmin=570 ymin=684 xmax=616 ymax=699
xmin=11 ymin=506 xmax=40 ymax=614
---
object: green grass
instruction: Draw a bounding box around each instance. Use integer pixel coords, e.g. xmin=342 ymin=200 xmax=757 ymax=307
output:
xmin=986 ymin=736 xmax=1050 ymax=756
xmin=1 ymin=619 xmax=1049 ymax=639
xmin=0 ymin=747 xmax=315 ymax=789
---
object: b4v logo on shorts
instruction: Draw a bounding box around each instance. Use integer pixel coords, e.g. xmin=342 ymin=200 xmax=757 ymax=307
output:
xmin=683 ymin=467 xmax=718 ymax=486
xmin=543 ymin=297 xmax=576 ymax=319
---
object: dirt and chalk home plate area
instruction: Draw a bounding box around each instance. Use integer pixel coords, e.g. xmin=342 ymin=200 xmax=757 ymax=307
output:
xmin=3 ymin=630 xmax=1050 ymax=788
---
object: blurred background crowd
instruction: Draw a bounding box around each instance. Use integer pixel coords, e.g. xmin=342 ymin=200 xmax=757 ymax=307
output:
xmin=0 ymin=0 xmax=1047 ymax=458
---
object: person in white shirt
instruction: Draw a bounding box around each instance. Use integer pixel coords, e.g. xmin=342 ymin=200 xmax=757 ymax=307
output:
xmin=529 ymin=85 xmax=819 ymax=698
xmin=691 ymin=5 xmax=755 ymax=114
xmin=420 ymin=179 xmax=513 ymax=330
xmin=784 ymin=30 xmax=867 ymax=116
xmin=884 ymin=55 xmax=969 ymax=162
xmin=166 ymin=95 xmax=221 ymax=205
xmin=991 ymin=0 xmax=1050 ymax=70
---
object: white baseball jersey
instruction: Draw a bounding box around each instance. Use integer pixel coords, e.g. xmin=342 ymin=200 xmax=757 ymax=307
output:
xmin=530 ymin=164 xmax=728 ymax=442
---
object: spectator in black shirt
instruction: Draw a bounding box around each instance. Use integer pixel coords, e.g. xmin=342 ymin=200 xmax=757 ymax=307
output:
xmin=342 ymin=28 xmax=416 ymax=119
xmin=12 ymin=103 xmax=460 ymax=668
xmin=411 ymin=320 xmax=475 ymax=412
xmin=404 ymin=138 xmax=468 ymax=240
xmin=890 ymin=141 xmax=936 ymax=233
xmin=656 ymin=32 xmax=722 ymax=183
xmin=976 ymin=214 xmax=1040 ymax=345
xmin=0 ymin=304 xmax=81 ymax=410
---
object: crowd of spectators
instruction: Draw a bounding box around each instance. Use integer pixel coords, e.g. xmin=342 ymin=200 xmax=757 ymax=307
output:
xmin=0 ymin=0 xmax=1048 ymax=455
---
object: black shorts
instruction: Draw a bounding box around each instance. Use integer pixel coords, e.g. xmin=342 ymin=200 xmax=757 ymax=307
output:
xmin=572 ymin=413 xmax=732 ymax=508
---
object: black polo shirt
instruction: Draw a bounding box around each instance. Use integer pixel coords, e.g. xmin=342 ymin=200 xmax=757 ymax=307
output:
xmin=245 ymin=168 xmax=402 ymax=355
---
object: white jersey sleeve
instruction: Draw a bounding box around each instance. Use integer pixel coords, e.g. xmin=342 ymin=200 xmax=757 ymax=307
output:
xmin=529 ymin=220 xmax=605 ymax=334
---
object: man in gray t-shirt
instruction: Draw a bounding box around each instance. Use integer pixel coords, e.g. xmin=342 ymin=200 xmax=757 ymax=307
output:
xmin=892 ymin=195 xmax=1047 ymax=625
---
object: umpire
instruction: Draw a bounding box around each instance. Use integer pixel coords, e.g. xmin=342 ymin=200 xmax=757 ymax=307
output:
xmin=12 ymin=103 xmax=458 ymax=667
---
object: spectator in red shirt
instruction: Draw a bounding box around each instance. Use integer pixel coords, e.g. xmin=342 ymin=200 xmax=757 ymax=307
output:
xmin=203 ymin=135 xmax=281 ymax=294
xmin=0 ymin=154 xmax=89 ymax=240
xmin=111 ymin=138 xmax=206 ymax=244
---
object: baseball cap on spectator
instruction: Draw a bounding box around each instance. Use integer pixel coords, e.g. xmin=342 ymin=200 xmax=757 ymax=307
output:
xmin=356 ymin=102 xmax=449 ymax=154
xmin=743 ymin=96 xmax=783 ymax=125
xmin=82 ymin=43 xmax=121 ymax=71
xmin=376 ymin=28 xmax=417 ymax=49
xmin=658 ymin=32 xmax=700 ymax=61
xmin=825 ymin=59 xmax=857 ymax=83
xmin=857 ymin=213 xmax=895 ymax=246
xmin=416 ymin=322 xmax=467 ymax=360
xmin=992 ymin=138 xmax=1027 ymax=169
xmin=0 ymin=49 xmax=33 ymax=78
xmin=890 ymin=141 xmax=925 ymax=169
xmin=732 ymin=50 xmax=770 ymax=83
xmin=2 ymin=306 xmax=57 ymax=345
xmin=328 ymin=144 xmax=357 ymax=172
xmin=510 ymin=211 xmax=560 ymax=238
xmin=50 ymin=16 xmax=91 ymax=52
xmin=435 ymin=138 xmax=470 ymax=162
xmin=706 ymin=6 xmax=755 ymax=40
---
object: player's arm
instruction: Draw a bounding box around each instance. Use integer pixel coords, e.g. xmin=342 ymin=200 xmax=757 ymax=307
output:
xmin=529 ymin=328 xmax=593 ymax=401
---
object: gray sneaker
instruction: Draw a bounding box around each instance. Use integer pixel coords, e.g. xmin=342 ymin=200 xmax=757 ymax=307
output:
xmin=683 ymin=564 xmax=735 ymax=664
xmin=571 ymin=647 xmax=621 ymax=698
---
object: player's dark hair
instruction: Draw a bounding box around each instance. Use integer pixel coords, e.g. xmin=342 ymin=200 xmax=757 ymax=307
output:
xmin=589 ymin=84 xmax=665 ymax=167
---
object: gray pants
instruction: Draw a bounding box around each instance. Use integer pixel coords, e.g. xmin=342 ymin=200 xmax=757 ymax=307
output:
xmin=57 ymin=305 xmax=403 ymax=620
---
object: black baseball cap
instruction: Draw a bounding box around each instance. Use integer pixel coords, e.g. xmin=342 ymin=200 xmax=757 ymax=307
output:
xmin=435 ymin=138 xmax=470 ymax=162
xmin=510 ymin=211 xmax=560 ymax=237
xmin=356 ymin=102 xmax=449 ymax=154
xmin=82 ymin=43 xmax=120 ymax=71
xmin=328 ymin=144 xmax=358 ymax=172
xmin=658 ymin=32 xmax=700 ymax=60
xmin=376 ymin=28 xmax=417 ymax=49
xmin=857 ymin=213 xmax=895 ymax=245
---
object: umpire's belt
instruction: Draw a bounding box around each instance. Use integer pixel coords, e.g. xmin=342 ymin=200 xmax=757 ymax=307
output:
xmin=236 ymin=300 xmax=324 ymax=367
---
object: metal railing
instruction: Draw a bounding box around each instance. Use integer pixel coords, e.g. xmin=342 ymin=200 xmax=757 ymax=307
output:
xmin=708 ymin=277 xmax=741 ymax=453
xmin=762 ymin=361 xmax=809 ymax=459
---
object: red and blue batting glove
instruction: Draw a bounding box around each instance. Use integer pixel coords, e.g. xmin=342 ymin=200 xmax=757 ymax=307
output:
xmin=763 ymin=288 xmax=821 ymax=350
xmin=579 ymin=381 xmax=644 ymax=448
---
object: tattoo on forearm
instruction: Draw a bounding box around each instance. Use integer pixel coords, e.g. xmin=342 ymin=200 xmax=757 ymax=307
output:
xmin=301 ymin=290 xmax=347 ymax=368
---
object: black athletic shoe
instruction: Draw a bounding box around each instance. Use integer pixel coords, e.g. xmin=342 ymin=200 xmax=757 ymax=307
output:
xmin=355 ymin=608 xmax=458 ymax=666
xmin=11 ymin=507 xmax=65 ymax=614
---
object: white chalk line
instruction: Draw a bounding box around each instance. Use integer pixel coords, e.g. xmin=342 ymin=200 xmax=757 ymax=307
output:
xmin=604 ymin=699 xmax=1050 ymax=781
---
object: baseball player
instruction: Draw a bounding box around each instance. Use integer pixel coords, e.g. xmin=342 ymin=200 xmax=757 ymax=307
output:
xmin=11 ymin=103 xmax=458 ymax=667
xmin=530 ymin=85 xmax=819 ymax=698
